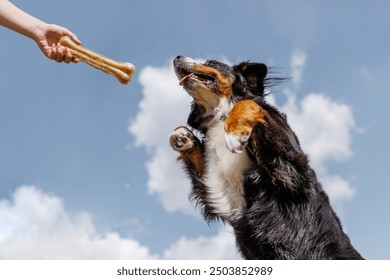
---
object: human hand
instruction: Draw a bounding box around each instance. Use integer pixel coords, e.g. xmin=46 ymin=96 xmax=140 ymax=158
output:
xmin=32 ymin=24 xmax=81 ymax=63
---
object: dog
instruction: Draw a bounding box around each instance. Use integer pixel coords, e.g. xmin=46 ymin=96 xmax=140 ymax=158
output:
xmin=168 ymin=55 xmax=363 ymax=260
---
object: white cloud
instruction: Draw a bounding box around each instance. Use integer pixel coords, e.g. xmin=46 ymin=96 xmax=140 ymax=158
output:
xmin=146 ymin=146 xmax=195 ymax=214
xmin=290 ymin=49 xmax=307 ymax=87
xmin=0 ymin=186 xmax=156 ymax=259
xmin=163 ymin=226 xmax=240 ymax=260
xmin=128 ymin=63 xmax=197 ymax=216
xmin=129 ymin=65 xmax=190 ymax=148
xmin=282 ymin=92 xmax=355 ymax=171
xmin=321 ymin=175 xmax=355 ymax=203
xmin=0 ymin=186 xmax=239 ymax=259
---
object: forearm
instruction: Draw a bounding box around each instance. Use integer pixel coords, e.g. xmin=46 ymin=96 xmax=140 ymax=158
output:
xmin=0 ymin=0 xmax=46 ymax=39
xmin=0 ymin=0 xmax=80 ymax=63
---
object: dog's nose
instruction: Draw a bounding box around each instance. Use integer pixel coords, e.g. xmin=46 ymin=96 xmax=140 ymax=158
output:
xmin=174 ymin=55 xmax=184 ymax=63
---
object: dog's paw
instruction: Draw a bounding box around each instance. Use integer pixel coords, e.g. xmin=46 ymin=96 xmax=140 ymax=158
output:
xmin=224 ymin=132 xmax=250 ymax=153
xmin=169 ymin=126 xmax=196 ymax=152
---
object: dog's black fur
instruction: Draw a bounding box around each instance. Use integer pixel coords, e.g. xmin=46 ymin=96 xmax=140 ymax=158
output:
xmin=169 ymin=56 xmax=363 ymax=259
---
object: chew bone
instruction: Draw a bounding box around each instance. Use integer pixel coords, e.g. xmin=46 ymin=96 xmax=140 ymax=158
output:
xmin=59 ymin=36 xmax=135 ymax=84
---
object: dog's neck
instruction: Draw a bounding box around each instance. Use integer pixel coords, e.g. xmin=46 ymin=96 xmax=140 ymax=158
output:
xmin=213 ymin=97 xmax=233 ymax=119
xmin=198 ymin=98 xmax=232 ymax=132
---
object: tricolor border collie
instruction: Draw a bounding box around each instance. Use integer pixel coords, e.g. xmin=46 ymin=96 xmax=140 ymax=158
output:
xmin=169 ymin=56 xmax=363 ymax=260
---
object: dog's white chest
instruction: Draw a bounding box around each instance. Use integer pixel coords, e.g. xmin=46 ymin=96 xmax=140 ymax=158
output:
xmin=204 ymin=121 xmax=251 ymax=221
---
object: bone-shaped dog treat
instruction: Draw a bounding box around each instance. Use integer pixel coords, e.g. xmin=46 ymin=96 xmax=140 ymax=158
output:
xmin=59 ymin=36 xmax=135 ymax=84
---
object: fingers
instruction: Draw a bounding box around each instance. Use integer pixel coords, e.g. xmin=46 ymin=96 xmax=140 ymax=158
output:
xmin=59 ymin=31 xmax=81 ymax=62
xmin=48 ymin=43 xmax=78 ymax=64
xmin=37 ymin=24 xmax=81 ymax=63
xmin=63 ymin=47 xmax=72 ymax=63
xmin=55 ymin=43 xmax=64 ymax=63
xmin=67 ymin=33 xmax=81 ymax=45
xmin=47 ymin=44 xmax=57 ymax=60
xmin=57 ymin=26 xmax=81 ymax=45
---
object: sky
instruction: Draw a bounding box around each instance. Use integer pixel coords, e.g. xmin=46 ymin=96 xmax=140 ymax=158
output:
xmin=0 ymin=0 xmax=389 ymax=259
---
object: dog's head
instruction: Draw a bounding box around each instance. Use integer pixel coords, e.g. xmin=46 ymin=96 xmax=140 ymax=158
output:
xmin=173 ymin=56 xmax=268 ymax=130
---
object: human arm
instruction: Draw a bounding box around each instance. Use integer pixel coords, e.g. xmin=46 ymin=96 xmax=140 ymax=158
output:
xmin=0 ymin=0 xmax=80 ymax=63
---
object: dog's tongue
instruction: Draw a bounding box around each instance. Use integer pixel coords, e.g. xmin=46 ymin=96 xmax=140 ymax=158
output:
xmin=179 ymin=73 xmax=194 ymax=86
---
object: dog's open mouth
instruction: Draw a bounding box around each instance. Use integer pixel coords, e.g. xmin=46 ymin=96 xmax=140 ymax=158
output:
xmin=177 ymin=68 xmax=216 ymax=86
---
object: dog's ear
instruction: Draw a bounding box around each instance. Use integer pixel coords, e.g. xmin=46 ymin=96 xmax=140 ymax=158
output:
xmin=235 ymin=62 xmax=268 ymax=94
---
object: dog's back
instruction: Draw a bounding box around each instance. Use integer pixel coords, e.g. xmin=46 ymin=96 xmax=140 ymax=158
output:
xmin=232 ymin=101 xmax=363 ymax=259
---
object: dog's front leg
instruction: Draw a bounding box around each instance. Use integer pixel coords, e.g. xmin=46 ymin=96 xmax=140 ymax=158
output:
xmin=169 ymin=126 xmax=220 ymax=221
xmin=169 ymin=126 xmax=205 ymax=176
xmin=224 ymin=100 xmax=267 ymax=153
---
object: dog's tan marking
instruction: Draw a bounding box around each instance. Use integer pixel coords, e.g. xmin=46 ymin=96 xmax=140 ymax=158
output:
xmin=169 ymin=126 xmax=205 ymax=175
xmin=192 ymin=64 xmax=234 ymax=97
xmin=178 ymin=145 xmax=204 ymax=175
xmin=224 ymin=100 xmax=266 ymax=136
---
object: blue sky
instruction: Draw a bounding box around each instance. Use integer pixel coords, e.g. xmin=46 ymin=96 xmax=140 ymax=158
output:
xmin=0 ymin=0 xmax=389 ymax=259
